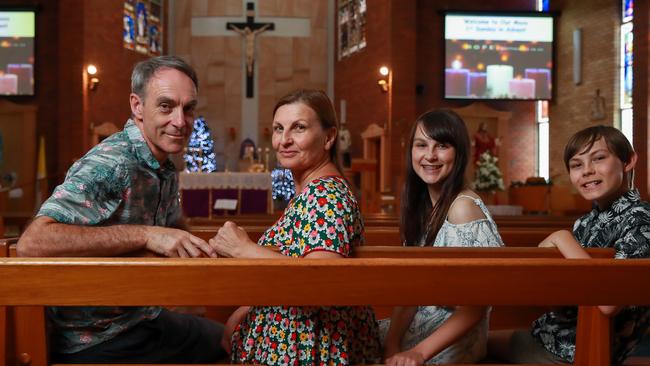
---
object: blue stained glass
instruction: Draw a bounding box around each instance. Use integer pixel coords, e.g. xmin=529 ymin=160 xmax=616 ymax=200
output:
xmin=623 ymin=0 xmax=633 ymax=23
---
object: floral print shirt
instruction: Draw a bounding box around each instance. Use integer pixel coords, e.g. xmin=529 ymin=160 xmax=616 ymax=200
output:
xmin=37 ymin=119 xmax=180 ymax=354
xmin=230 ymin=176 xmax=381 ymax=365
xmin=531 ymin=189 xmax=650 ymax=364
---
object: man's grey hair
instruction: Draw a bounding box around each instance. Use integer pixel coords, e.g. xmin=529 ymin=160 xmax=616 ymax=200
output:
xmin=131 ymin=55 xmax=198 ymax=99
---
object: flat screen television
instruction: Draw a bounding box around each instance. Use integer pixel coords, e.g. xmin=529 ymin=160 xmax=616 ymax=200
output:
xmin=444 ymin=12 xmax=554 ymax=100
xmin=0 ymin=9 xmax=35 ymax=96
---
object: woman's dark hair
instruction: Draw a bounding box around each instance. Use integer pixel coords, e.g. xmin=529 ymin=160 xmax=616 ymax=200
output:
xmin=272 ymin=89 xmax=342 ymax=173
xmin=563 ymin=125 xmax=635 ymax=187
xmin=401 ymin=109 xmax=470 ymax=246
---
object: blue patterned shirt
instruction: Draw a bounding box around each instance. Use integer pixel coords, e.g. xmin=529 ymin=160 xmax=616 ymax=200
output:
xmin=38 ymin=119 xmax=182 ymax=353
xmin=531 ymin=189 xmax=650 ymax=364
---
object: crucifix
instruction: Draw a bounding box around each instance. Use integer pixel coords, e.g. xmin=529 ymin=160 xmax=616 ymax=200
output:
xmin=191 ymin=0 xmax=311 ymax=143
xmin=227 ymin=3 xmax=274 ymax=98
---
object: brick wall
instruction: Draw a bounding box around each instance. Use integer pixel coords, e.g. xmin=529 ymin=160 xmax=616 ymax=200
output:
xmin=336 ymin=0 xmax=538 ymax=195
xmin=334 ymin=0 xmax=391 ymax=160
xmin=549 ymin=0 xmax=619 ymax=187
xmin=335 ymin=0 xmax=626 ymax=196
xmin=84 ymin=0 xmax=150 ymax=150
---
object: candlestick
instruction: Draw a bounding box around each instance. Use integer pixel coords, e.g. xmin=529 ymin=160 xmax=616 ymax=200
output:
xmin=264 ymin=147 xmax=270 ymax=172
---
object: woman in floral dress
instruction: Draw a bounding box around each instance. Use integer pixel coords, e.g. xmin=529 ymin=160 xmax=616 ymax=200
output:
xmin=209 ymin=89 xmax=381 ymax=365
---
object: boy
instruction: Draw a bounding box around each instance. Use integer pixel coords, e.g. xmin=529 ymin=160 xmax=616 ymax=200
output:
xmin=488 ymin=125 xmax=650 ymax=364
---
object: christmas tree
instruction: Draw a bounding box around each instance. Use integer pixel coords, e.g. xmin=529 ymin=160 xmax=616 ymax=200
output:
xmin=184 ymin=116 xmax=217 ymax=172
xmin=472 ymin=152 xmax=505 ymax=192
xmin=271 ymin=167 xmax=295 ymax=202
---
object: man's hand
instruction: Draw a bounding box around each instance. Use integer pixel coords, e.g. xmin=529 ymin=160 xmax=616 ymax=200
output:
xmin=144 ymin=226 xmax=216 ymax=258
xmin=385 ymin=349 xmax=426 ymax=366
xmin=209 ymin=221 xmax=257 ymax=258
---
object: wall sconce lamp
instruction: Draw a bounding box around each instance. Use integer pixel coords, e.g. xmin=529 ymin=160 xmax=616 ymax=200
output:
xmin=87 ymin=64 xmax=100 ymax=91
xmin=378 ymin=66 xmax=390 ymax=93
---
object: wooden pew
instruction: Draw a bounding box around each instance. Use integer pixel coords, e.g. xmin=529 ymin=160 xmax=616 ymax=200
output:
xmin=2 ymin=238 xmax=48 ymax=366
xmin=191 ymin=225 xmax=555 ymax=247
xmin=0 ymin=242 xmax=628 ymax=365
xmin=188 ymin=212 xmax=577 ymax=230
xmin=0 ymin=238 xmax=7 ymax=366
xmin=2 ymin=255 xmax=648 ymax=366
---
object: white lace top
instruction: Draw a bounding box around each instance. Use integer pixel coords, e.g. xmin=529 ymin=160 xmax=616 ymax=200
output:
xmin=379 ymin=195 xmax=504 ymax=364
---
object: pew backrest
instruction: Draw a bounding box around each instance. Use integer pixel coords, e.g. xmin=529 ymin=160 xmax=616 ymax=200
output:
xmin=2 ymin=242 xmax=635 ymax=366
xmin=191 ymin=225 xmax=557 ymax=247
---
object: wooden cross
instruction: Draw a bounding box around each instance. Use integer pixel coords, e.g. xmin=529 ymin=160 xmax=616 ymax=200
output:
xmin=191 ymin=1 xmax=310 ymax=142
xmin=226 ymin=2 xmax=274 ymax=98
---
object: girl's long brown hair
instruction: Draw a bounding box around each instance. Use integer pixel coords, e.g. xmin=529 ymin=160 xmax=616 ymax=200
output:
xmin=401 ymin=109 xmax=470 ymax=246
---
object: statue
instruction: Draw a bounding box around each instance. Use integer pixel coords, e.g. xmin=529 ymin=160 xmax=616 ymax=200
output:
xmin=338 ymin=122 xmax=352 ymax=167
xmin=472 ymin=122 xmax=497 ymax=164
xmin=238 ymin=138 xmax=264 ymax=172
xmin=228 ymin=24 xmax=272 ymax=77
xmin=590 ymin=89 xmax=606 ymax=121
xmin=135 ymin=2 xmax=148 ymax=44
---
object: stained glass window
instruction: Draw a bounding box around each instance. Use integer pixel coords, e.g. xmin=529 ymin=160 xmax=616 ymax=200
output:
xmin=338 ymin=0 xmax=367 ymax=59
xmin=620 ymin=23 xmax=633 ymax=108
xmin=623 ymin=0 xmax=633 ymax=23
xmin=620 ymin=0 xmax=633 ymax=141
xmin=123 ymin=0 xmax=163 ymax=56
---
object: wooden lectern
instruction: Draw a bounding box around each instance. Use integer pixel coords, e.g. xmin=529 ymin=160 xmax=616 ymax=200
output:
xmin=345 ymin=123 xmax=389 ymax=213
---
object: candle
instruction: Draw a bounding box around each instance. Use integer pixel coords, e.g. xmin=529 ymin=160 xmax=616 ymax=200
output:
xmin=7 ymin=64 xmax=33 ymax=95
xmin=508 ymin=78 xmax=536 ymax=99
xmin=469 ymin=72 xmax=487 ymax=97
xmin=524 ymin=68 xmax=551 ymax=99
xmin=340 ymin=99 xmax=347 ymax=124
xmin=486 ymin=65 xmax=513 ymax=98
xmin=0 ymin=74 xmax=18 ymax=94
xmin=445 ymin=68 xmax=470 ymax=97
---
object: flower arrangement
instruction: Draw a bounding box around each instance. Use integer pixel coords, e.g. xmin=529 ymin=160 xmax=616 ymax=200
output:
xmin=472 ymin=151 xmax=505 ymax=192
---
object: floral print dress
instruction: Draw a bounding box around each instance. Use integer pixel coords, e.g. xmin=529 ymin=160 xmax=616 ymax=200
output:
xmin=230 ymin=176 xmax=382 ymax=365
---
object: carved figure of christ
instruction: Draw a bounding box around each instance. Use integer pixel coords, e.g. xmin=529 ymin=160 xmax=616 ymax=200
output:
xmin=191 ymin=1 xmax=311 ymax=143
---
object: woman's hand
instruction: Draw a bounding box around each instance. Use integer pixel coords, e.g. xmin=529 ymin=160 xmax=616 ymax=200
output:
xmin=385 ymin=349 xmax=426 ymax=366
xmin=221 ymin=306 xmax=251 ymax=353
xmin=209 ymin=221 xmax=257 ymax=258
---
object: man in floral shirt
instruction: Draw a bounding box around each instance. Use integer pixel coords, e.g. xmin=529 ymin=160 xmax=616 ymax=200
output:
xmin=17 ymin=56 xmax=225 ymax=363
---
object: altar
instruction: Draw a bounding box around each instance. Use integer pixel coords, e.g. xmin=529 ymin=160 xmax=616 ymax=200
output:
xmin=179 ymin=172 xmax=273 ymax=217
